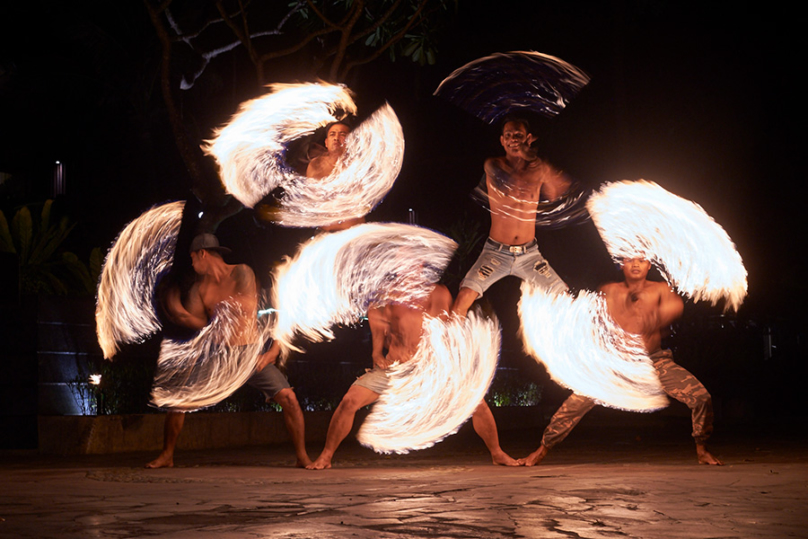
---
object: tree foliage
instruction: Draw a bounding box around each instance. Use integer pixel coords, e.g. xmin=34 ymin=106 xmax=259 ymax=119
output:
xmin=141 ymin=0 xmax=455 ymax=226
xmin=0 ymin=201 xmax=102 ymax=296
xmin=144 ymin=0 xmax=454 ymax=87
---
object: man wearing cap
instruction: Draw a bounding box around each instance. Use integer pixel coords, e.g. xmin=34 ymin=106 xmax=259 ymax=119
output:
xmin=146 ymin=233 xmax=311 ymax=468
xmin=450 ymin=116 xmax=572 ymax=466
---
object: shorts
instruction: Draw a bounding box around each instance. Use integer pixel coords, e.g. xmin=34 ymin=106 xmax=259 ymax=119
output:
xmin=352 ymin=367 xmax=390 ymax=395
xmin=460 ymin=238 xmax=568 ymax=296
xmin=246 ymin=363 xmax=291 ymax=401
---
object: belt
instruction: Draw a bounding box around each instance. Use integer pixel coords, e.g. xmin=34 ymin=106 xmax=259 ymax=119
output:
xmin=486 ymin=238 xmax=537 ymax=255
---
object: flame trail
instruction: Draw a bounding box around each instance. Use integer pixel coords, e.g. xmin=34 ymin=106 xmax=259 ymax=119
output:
xmin=95 ymin=201 xmax=184 ymax=359
xmin=150 ymin=300 xmax=271 ymax=412
xmin=272 ymin=104 xmax=404 ymax=227
xmin=471 ymin=176 xmax=591 ymax=229
xmin=204 ymin=83 xmax=404 ymax=226
xmin=205 ymin=83 xmax=355 ymax=208
xmin=519 ymin=282 xmax=667 ymax=412
xmin=587 ymin=180 xmax=747 ymax=311
xmin=272 ymin=223 xmax=456 ymax=358
xmin=95 ymin=201 xmax=277 ymax=410
xmin=434 ymin=51 xmax=590 ymax=124
xmin=357 ymin=310 xmax=500 ymax=454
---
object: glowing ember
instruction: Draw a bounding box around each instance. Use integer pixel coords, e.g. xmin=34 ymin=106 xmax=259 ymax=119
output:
xmin=357 ymin=310 xmax=500 ymax=453
xmin=151 ymin=300 xmax=271 ymax=411
xmin=271 ymin=223 xmax=456 ymax=361
xmin=519 ymin=282 xmax=667 ymax=412
xmin=204 ymin=83 xmax=404 ymax=227
xmin=95 ymin=201 xmax=184 ymax=359
xmin=587 ymin=180 xmax=747 ymax=311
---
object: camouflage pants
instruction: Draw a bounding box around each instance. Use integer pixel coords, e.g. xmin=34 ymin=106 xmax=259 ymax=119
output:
xmin=541 ymin=349 xmax=714 ymax=448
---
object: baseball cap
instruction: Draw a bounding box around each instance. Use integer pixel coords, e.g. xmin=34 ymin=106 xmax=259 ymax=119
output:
xmin=189 ymin=233 xmax=232 ymax=255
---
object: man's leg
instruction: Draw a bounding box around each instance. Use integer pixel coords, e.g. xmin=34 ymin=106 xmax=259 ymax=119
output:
xmin=514 ymin=244 xmax=569 ymax=295
xmin=246 ymin=363 xmax=311 ymax=466
xmin=653 ymin=352 xmax=722 ymax=465
xmin=146 ymin=412 xmax=185 ymax=468
xmin=472 ymin=401 xmax=520 ymax=466
xmin=451 ymin=287 xmax=480 ymax=317
xmin=272 ymin=388 xmax=311 ymax=468
xmin=307 ymin=385 xmax=379 ymax=470
xmin=520 ymin=393 xmax=596 ymax=466
xmin=453 ymin=240 xmax=510 ymax=317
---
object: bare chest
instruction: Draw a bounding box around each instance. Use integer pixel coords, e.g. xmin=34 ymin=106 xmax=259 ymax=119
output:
xmin=610 ymin=290 xmax=659 ymax=327
xmin=198 ymin=281 xmax=239 ymax=316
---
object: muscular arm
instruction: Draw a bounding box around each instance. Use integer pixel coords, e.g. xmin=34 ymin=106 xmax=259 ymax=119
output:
xmin=538 ymin=161 xmax=571 ymax=202
xmin=255 ymin=340 xmax=280 ymax=372
xmin=368 ymin=306 xmax=391 ymax=369
xmin=231 ymin=264 xmax=258 ymax=309
xmin=657 ymin=285 xmax=684 ymax=328
xmin=425 ymin=285 xmax=452 ymax=319
xmin=164 ymin=283 xmax=208 ymax=330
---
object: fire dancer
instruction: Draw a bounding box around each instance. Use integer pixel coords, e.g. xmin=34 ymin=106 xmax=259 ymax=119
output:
xmin=146 ymin=233 xmax=310 ymax=468
xmin=451 ymin=115 xmax=571 ymax=466
xmin=306 ymin=282 xmax=517 ymax=469
xmin=451 ymin=115 xmax=570 ymax=317
xmin=307 ymin=121 xmax=366 ymax=231
xmin=305 ymin=283 xmax=451 ymax=469
xmin=520 ymin=257 xmax=722 ymax=466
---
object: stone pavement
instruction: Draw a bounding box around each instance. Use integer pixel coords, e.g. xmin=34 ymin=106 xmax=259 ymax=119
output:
xmin=2 ymin=421 xmax=807 ymax=538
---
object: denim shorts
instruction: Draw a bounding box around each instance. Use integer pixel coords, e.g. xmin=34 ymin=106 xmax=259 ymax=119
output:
xmin=460 ymin=238 xmax=568 ymax=295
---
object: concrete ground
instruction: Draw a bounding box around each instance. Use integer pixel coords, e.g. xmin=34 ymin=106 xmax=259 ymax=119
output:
xmin=2 ymin=419 xmax=807 ymax=538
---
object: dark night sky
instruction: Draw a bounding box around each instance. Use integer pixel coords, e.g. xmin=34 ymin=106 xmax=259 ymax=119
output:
xmin=0 ymin=1 xmax=804 ymax=323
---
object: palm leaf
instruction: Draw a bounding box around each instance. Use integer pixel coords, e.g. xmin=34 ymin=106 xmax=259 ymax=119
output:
xmin=0 ymin=210 xmax=14 ymax=253
xmin=11 ymin=206 xmax=33 ymax=263
xmin=30 ymin=217 xmax=75 ymax=266
xmin=61 ymin=251 xmax=94 ymax=293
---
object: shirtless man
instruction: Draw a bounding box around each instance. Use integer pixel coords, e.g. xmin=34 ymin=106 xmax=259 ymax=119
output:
xmin=306 ymin=121 xmax=365 ymax=232
xmin=452 ymin=117 xmax=571 ymax=466
xmin=146 ymin=233 xmax=311 ymax=468
xmin=519 ymin=257 xmax=723 ymax=466
xmin=306 ymin=284 xmax=453 ymax=469
xmin=452 ymin=116 xmax=571 ymax=317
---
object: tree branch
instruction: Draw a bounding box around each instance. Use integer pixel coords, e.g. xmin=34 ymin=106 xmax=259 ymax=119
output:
xmin=143 ymin=0 xmax=226 ymax=202
xmin=339 ymin=0 xmax=432 ymax=79
xmin=347 ymin=0 xmax=407 ymax=46
xmin=329 ymin=0 xmax=366 ymax=80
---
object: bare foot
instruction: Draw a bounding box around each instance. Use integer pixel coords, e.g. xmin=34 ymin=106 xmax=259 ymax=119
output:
xmin=697 ymin=445 xmax=723 ymax=466
xmin=296 ymin=456 xmax=313 ymax=469
xmin=517 ymin=445 xmax=548 ymax=467
xmin=305 ymin=455 xmax=333 ymax=470
xmin=491 ymin=449 xmax=522 ymax=466
xmin=145 ymin=452 xmax=174 ymax=469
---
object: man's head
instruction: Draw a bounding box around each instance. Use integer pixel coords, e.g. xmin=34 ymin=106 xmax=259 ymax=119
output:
xmin=189 ymin=233 xmax=230 ymax=273
xmin=499 ymin=116 xmax=535 ymax=156
xmin=621 ymin=257 xmax=652 ymax=282
xmin=325 ymin=122 xmax=351 ymax=155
